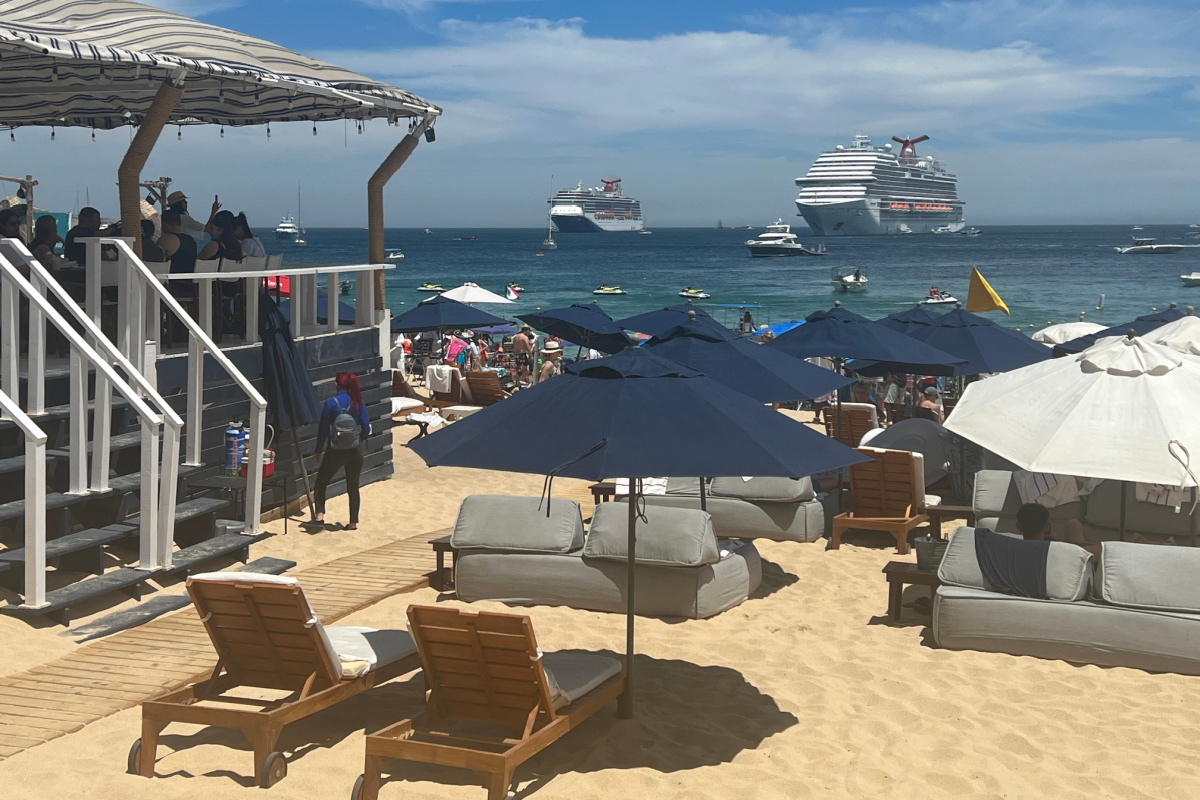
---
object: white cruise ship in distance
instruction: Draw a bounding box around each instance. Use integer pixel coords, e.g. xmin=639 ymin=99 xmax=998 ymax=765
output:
xmin=548 ymin=178 xmax=644 ymax=232
xmin=795 ymin=134 xmax=965 ymax=235
xmin=274 ymin=214 xmax=300 ymax=240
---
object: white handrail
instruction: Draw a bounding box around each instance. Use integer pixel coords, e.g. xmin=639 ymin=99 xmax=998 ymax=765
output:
xmin=0 ymin=389 xmax=47 ymax=608
xmin=103 ymin=238 xmax=268 ymax=532
xmin=0 ymin=240 xmax=183 ymax=566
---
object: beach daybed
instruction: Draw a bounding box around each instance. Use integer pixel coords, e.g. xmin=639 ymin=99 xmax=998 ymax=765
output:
xmin=451 ymin=495 xmax=762 ymax=619
xmin=132 ymin=572 xmax=421 ymax=788
xmin=933 ymin=528 xmax=1200 ymax=674
xmin=632 ymin=476 xmax=828 ymax=543
xmin=355 ymin=605 xmax=624 ymax=800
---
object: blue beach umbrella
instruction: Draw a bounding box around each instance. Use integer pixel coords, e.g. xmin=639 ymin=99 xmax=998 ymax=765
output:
xmin=615 ymin=303 xmax=736 ymax=341
xmin=752 ymin=320 xmax=805 ymax=338
xmin=1054 ymin=305 xmax=1187 ymax=356
xmin=390 ymin=294 xmax=508 ymax=333
xmin=518 ymin=302 xmax=631 ymax=355
xmin=875 ymin=305 xmax=940 ymax=335
xmin=767 ymin=304 xmax=964 ymax=367
xmin=410 ymin=348 xmax=866 ymax=716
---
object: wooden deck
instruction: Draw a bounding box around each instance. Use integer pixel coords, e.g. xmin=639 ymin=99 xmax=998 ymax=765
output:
xmin=0 ymin=529 xmax=444 ymax=761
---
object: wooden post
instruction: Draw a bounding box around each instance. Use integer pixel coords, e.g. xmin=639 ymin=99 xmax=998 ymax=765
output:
xmin=118 ymin=74 xmax=185 ymax=258
xmin=367 ymin=121 xmax=430 ymax=312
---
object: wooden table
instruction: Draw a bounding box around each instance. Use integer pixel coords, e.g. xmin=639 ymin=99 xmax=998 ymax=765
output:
xmin=882 ymin=560 xmax=943 ymax=624
xmin=925 ymin=504 xmax=976 ymax=537
xmin=589 ymin=482 xmax=616 ymax=506
xmin=430 ymin=535 xmax=457 ymax=591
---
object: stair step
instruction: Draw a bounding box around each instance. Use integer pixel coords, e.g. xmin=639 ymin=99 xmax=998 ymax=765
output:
xmin=165 ymin=532 xmax=270 ymax=577
xmin=0 ymin=523 xmax=136 ymax=563
xmin=173 ymin=496 xmax=230 ymax=524
xmin=0 ymin=565 xmax=159 ymax=626
xmin=46 ymin=429 xmax=142 ymax=458
xmin=0 ymin=490 xmax=105 ymax=524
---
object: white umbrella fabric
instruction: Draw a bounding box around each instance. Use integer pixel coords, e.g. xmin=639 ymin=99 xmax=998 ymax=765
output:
xmin=435 ymin=282 xmax=514 ymax=305
xmin=1032 ymin=321 xmax=1105 ymax=346
xmin=1145 ymin=315 xmax=1200 ymax=356
xmin=945 ymin=334 xmax=1200 ymax=488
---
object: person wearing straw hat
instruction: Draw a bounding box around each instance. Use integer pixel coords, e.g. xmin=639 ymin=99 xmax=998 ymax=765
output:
xmin=538 ymin=339 xmax=563 ymax=383
xmin=166 ymin=190 xmax=218 ymax=239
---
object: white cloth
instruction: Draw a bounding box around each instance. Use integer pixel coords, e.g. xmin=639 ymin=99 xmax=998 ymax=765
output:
xmin=391 ymin=396 xmax=424 ymax=414
xmin=1135 ymin=483 xmax=1194 ymax=511
xmin=426 ymin=364 xmax=455 ymax=394
xmin=613 ymin=478 xmax=668 ymax=496
xmin=406 ymin=411 xmax=445 ymax=430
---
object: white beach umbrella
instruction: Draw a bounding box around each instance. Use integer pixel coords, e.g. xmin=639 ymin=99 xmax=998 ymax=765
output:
xmin=1144 ymin=315 xmax=1200 ymax=356
xmin=945 ymin=334 xmax=1200 ymax=487
xmin=436 ymin=282 xmax=514 ymax=305
xmin=1031 ymin=321 xmax=1105 ymax=346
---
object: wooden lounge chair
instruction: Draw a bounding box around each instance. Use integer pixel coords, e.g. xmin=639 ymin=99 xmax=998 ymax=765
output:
xmin=426 ymin=364 xmax=467 ymax=409
xmin=391 ymin=371 xmax=430 ymax=416
xmin=354 ymin=605 xmax=624 ymax=800
xmin=831 ymin=447 xmax=929 ymax=555
xmin=463 ymin=370 xmax=510 ymax=407
xmin=885 ymin=402 xmax=907 ymax=425
xmin=821 ymin=403 xmax=879 ymax=446
xmin=131 ymin=572 xmax=421 ymax=788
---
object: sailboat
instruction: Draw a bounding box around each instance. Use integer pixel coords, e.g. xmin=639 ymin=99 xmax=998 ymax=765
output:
xmin=542 ymin=220 xmax=557 ymax=250
xmin=293 ymin=182 xmax=307 ymax=247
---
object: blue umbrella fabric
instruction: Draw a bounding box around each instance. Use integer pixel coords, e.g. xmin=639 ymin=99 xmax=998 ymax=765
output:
xmin=615 ymin=303 xmax=736 ymax=341
xmin=767 ymin=304 xmax=965 ymax=367
xmin=645 ymin=326 xmax=851 ymax=403
xmin=1054 ymin=305 xmax=1187 ymax=355
xmin=391 ymin=294 xmax=508 ymax=333
xmin=518 ymin=302 xmax=631 ymax=355
xmin=752 ymin=319 xmax=805 ymax=338
xmin=470 ymin=322 xmax=517 ymax=336
xmin=278 ymin=292 xmax=356 ymax=326
xmin=258 ymin=293 xmax=321 ymax=431
xmin=876 ymin=305 xmax=940 ymax=335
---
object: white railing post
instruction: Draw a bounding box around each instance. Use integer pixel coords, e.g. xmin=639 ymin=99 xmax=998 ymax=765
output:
xmin=0 ymin=269 xmax=16 ymax=404
xmin=157 ymin=421 xmax=180 ymax=565
xmin=0 ymin=390 xmax=48 ymax=608
xmin=85 ymin=239 xmax=102 ymax=327
xmin=90 ymin=370 xmax=112 ymax=493
xmin=186 ymin=335 xmax=203 ymax=466
xmin=26 ymin=272 xmax=45 ymax=416
xmin=68 ymin=347 xmax=88 ymax=494
xmin=361 ymin=269 xmax=376 ymax=328
xmin=137 ymin=420 xmax=160 ymax=567
xmin=244 ymin=404 xmax=266 ymax=533
xmin=326 ymin=271 xmax=339 ymax=333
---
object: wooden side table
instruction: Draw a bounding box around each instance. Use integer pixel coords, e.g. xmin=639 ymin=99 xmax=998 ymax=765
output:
xmin=430 ymin=535 xmax=457 ymax=591
xmin=925 ymin=504 xmax=976 ymax=538
xmin=882 ymin=560 xmax=943 ymax=624
xmin=589 ymin=482 xmax=616 ymax=506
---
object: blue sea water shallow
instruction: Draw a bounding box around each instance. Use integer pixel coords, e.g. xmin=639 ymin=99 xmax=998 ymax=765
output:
xmin=270 ymin=226 xmax=1200 ymax=333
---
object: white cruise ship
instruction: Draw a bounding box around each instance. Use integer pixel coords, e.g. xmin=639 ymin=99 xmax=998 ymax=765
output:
xmin=795 ymin=134 xmax=965 ymax=235
xmin=548 ymin=179 xmax=644 ymax=232
xmin=274 ymin=214 xmax=300 ymax=240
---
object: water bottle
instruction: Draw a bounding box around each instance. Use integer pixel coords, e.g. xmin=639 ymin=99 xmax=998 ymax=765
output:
xmin=224 ymin=421 xmax=245 ymax=475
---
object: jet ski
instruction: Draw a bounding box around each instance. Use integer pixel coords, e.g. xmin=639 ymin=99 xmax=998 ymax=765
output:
xmin=593 ymin=286 xmax=628 ymax=296
xmin=677 ymin=287 xmax=711 ymax=299
xmin=416 ymin=283 xmax=444 ymax=293
xmin=920 ymin=289 xmax=958 ymax=306
xmin=508 ymin=282 xmax=525 ymax=293
xmin=385 ymin=250 xmax=405 ymax=261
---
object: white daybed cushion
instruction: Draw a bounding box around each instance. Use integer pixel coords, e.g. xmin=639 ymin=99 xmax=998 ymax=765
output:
xmin=391 ymin=396 xmax=425 ymax=414
xmin=541 ymin=651 xmax=622 ymax=709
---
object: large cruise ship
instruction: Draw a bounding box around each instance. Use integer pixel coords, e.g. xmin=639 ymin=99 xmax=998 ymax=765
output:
xmin=548 ymin=179 xmax=644 ymax=232
xmin=795 ymin=134 xmax=965 ymax=235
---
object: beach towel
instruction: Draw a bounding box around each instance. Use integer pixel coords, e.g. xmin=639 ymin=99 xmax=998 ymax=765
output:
xmin=426 ymin=364 xmax=455 ymax=394
xmin=614 ymin=478 xmax=668 ymax=496
xmin=974 ymin=528 xmax=1049 ymax=599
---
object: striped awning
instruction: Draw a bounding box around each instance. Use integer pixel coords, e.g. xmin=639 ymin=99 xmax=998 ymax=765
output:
xmin=0 ymin=0 xmax=441 ymax=130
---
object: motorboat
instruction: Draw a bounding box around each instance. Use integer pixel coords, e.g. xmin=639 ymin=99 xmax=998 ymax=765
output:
xmin=894 ymin=223 xmax=914 ymax=235
xmin=960 ymin=227 xmax=982 ymax=236
xmin=460 ymin=235 xmax=478 ymax=241
xmin=831 ymin=266 xmax=868 ymax=292
xmin=507 ymin=282 xmax=525 ymax=293
xmin=1115 ymin=238 xmax=1184 ymax=254
xmin=506 ymin=285 xmax=520 ymax=301
xmin=638 ymin=230 xmax=653 ymax=234
xmin=1182 ymin=273 xmax=1200 ymax=287
xmin=339 ymin=280 xmax=352 ymax=296
xmin=931 ymin=225 xmax=956 ymax=234
xmin=745 ymin=219 xmax=822 ymax=256
xmin=593 ymin=286 xmax=628 ymax=296
xmin=385 ymin=250 xmax=405 ymax=261
xmin=920 ymin=288 xmax=959 ymax=306
xmin=678 ymin=287 xmax=711 ymax=300
xmin=424 ymin=228 xmax=432 ymax=234
xmin=1132 ymin=225 xmax=1145 ymax=231
xmin=417 ymin=283 xmax=444 ymax=293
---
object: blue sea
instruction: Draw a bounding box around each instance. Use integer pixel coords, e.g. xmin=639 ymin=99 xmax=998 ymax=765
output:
xmin=267 ymin=226 xmax=1200 ymax=333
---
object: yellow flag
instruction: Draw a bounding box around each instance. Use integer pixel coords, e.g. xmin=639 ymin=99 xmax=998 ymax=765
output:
xmin=966 ymin=266 xmax=1009 ymax=315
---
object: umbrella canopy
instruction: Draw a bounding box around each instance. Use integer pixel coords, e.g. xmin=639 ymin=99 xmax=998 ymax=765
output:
xmin=518 ymin=302 xmax=631 ymax=355
xmin=767 ymin=304 xmax=964 ymax=368
xmin=616 ymin=304 xmax=736 ymax=341
xmin=1055 ymin=306 xmax=1186 ymax=355
xmin=876 ymin=306 xmax=940 ymax=335
xmin=392 ymin=295 xmax=508 ymax=333
xmin=435 ymin=282 xmax=514 ymax=305
xmin=1032 ymin=321 xmax=1106 ymax=345
xmin=1143 ymin=315 xmax=1200 ymax=355
xmin=945 ymin=334 xmax=1200 ymax=486
xmin=471 ymin=322 xmax=518 ymax=336
xmin=645 ymin=326 xmax=851 ymax=403
xmin=279 ymin=292 xmax=355 ymax=326
xmin=751 ymin=320 xmax=805 ymax=338
xmin=258 ymin=293 xmax=320 ymax=432
xmin=901 ymin=307 xmax=1052 ymax=376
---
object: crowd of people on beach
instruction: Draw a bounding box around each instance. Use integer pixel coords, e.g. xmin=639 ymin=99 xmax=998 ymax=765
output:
xmin=395 ymin=322 xmax=577 ymax=389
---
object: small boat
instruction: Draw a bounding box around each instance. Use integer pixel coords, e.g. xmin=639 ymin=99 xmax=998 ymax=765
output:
xmin=1182 ymin=273 xmax=1200 ymax=287
xmin=831 ymin=266 xmax=868 ymax=292
xmin=678 ymin=287 xmax=711 ymax=300
xmin=417 ymin=283 xmax=444 ymax=293
xmin=745 ymin=219 xmax=821 ymax=256
xmin=506 ymin=286 xmax=520 ymax=301
xmin=593 ymin=286 xmax=627 ymax=296
xmin=931 ymin=225 xmax=955 ymax=234
xmin=424 ymin=228 xmax=432 ymax=234
xmin=460 ymin=235 xmax=478 ymax=241
xmin=507 ymin=282 xmax=525 ymax=293
xmin=1115 ymin=238 xmax=1184 ymax=254
xmin=339 ymin=280 xmax=352 ymax=296
xmin=535 ymin=251 xmax=544 ymax=256
xmin=920 ymin=288 xmax=958 ymax=306
xmin=385 ymin=250 xmax=405 ymax=261
xmin=960 ymin=227 xmax=982 ymax=236
xmin=638 ymin=230 xmax=653 ymax=235
xmin=1132 ymin=225 xmax=1145 ymax=231
xmin=894 ymin=223 xmax=914 ymax=235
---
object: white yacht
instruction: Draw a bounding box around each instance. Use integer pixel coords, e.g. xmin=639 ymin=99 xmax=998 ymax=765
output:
xmin=744 ymin=219 xmax=824 ymax=257
xmin=1115 ymin=238 xmax=1184 ymax=254
xmin=1181 ymin=272 xmax=1200 ymax=287
xmin=385 ymin=250 xmax=405 ymax=261
xmin=274 ymin=214 xmax=299 ymax=240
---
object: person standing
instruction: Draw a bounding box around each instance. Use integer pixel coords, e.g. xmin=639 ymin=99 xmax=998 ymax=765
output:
xmin=538 ymin=340 xmax=563 ymax=383
xmin=512 ymin=325 xmax=533 ymax=383
xmin=312 ymin=372 xmax=371 ymax=530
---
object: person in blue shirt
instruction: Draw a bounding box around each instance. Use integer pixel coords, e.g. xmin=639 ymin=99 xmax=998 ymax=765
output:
xmin=312 ymin=372 xmax=371 ymax=530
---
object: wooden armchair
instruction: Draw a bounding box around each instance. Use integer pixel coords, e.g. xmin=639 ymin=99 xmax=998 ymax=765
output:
xmin=831 ymin=447 xmax=929 ymax=554
xmin=463 ymin=370 xmax=510 ymax=407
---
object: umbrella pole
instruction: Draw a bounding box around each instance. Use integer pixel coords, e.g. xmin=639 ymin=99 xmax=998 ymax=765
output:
xmin=618 ymin=477 xmax=637 ymax=720
xmin=1120 ymin=480 xmax=1128 ymax=542
xmin=835 ymin=357 xmax=845 ymax=514
xmin=292 ymin=428 xmax=316 ymax=520
xmin=699 ymin=478 xmax=707 ymax=512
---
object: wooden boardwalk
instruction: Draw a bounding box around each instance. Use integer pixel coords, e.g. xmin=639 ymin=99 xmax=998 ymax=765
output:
xmin=0 ymin=529 xmax=444 ymax=761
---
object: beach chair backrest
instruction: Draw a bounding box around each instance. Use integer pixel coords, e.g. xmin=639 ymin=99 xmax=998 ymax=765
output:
xmin=822 ymin=404 xmax=878 ymax=446
xmin=849 ymin=447 xmax=918 ymax=518
xmin=194 ymin=258 xmax=222 ymax=274
xmin=407 ymin=605 xmax=556 ymax=730
xmin=187 ymin=574 xmax=342 ymax=692
xmin=239 ymin=256 xmax=267 ymax=272
xmin=463 ymin=372 xmax=505 ymax=406
xmin=265 ymin=253 xmax=284 ymax=271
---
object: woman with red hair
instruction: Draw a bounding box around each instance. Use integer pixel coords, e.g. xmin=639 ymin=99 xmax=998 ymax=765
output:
xmin=313 ymin=372 xmax=371 ymax=529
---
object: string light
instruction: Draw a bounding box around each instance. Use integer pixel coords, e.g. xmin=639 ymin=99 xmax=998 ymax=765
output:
xmin=177 ymin=125 xmax=182 ymax=140
xmin=313 ymin=122 xmax=317 ymax=136
xmin=91 ymin=128 xmax=96 ymax=141
xmin=266 ymin=123 xmax=271 ymax=140
xmin=9 ymin=130 xmax=13 ymax=143
xmin=219 ymin=125 xmax=224 ymax=138
xmin=50 ymin=126 xmax=55 ymax=141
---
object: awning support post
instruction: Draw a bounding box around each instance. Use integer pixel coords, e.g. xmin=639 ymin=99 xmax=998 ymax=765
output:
xmin=366 ymin=118 xmax=432 ymax=315
xmin=118 ymin=72 xmax=185 ymax=258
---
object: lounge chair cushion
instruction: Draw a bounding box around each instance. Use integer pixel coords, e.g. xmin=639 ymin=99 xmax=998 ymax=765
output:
xmin=542 ymin=650 xmax=623 ymax=710
xmin=324 ymin=626 xmax=417 ymax=678
xmin=936 ymin=527 xmax=1093 ymax=601
xmin=451 ymin=494 xmax=584 ymax=554
xmin=585 ymin=503 xmax=720 ymax=567
xmin=665 ymin=477 xmax=704 ymax=496
xmin=709 ymin=476 xmax=815 ymax=503
xmin=1096 ymin=541 xmax=1200 ymax=613
xmin=391 ymin=396 xmax=425 ymax=414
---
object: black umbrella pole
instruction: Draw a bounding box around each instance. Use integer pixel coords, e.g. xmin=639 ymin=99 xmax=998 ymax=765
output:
xmin=293 ymin=429 xmax=316 ymax=519
xmin=699 ymin=478 xmax=707 ymax=513
xmin=836 ymin=357 xmax=845 ymax=515
xmin=1120 ymin=480 xmax=1128 ymax=542
xmin=618 ymin=477 xmax=637 ymax=720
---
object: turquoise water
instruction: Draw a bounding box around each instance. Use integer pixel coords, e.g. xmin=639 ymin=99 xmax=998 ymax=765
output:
xmin=269 ymin=226 xmax=1200 ymax=332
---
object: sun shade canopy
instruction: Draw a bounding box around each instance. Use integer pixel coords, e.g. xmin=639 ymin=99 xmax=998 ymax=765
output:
xmin=0 ymin=0 xmax=441 ymax=129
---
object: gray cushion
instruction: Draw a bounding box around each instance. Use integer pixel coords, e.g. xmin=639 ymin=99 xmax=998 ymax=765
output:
xmin=1097 ymin=541 xmax=1200 ymax=613
xmin=972 ymin=470 xmax=1014 ymax=518
xmin=665 ymin=477 xmax=704 ymax=496
xmin=708 ymin=476 xmax=815 ymax=503
xmin=451 ymin=495 xmax=584 ymax=554
xmin=585 ymin=503 xmax=719 ymax=567
xmin=937 ymin=526 xmax=1093 ymax=601
xmin=542 ymin=651 xmax=622 ymax=709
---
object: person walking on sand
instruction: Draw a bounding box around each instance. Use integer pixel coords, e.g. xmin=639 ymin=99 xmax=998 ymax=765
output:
xmin=312 ymin=372 xmax=371 ymax=530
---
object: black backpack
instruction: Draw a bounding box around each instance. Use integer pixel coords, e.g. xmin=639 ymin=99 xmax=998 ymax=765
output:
xmin=329 ymin=398 xmax=361 ymax=450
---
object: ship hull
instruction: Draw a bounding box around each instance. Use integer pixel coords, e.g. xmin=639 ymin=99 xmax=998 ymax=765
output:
xmin=797 ymin=199 xmax=964 ymax=236
xmin=550 ymin=211 xmax=644 ymax=232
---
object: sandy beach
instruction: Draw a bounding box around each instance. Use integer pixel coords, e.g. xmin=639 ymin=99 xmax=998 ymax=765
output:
xmin=2 ymin=425 xmax=1200 ymax=800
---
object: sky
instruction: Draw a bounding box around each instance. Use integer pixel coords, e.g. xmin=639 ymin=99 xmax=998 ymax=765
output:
xmin=9 ymin=0 xmax=1200 ymax=228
